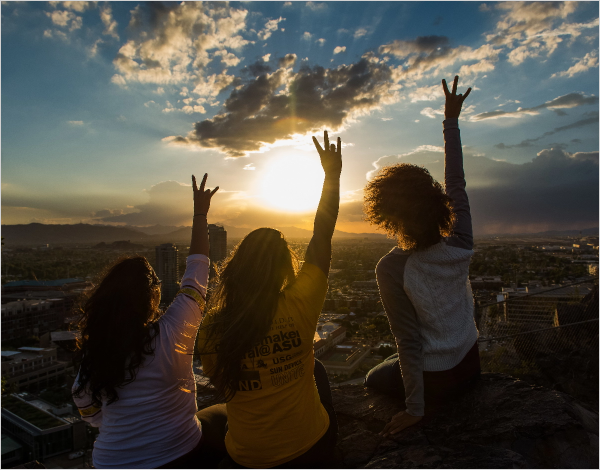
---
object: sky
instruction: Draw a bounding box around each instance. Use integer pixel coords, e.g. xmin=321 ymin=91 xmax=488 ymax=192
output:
xmin=1 ymin=1 xmax=598 ymax=235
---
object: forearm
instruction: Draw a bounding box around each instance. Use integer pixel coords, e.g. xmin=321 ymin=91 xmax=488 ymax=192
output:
xmin=387 ymin=306 xmax=425 ymax=416
xmin=305 ymin=175 xmax=340 ymax=275
xmin=189 ymin=215 xmax=209 ymax=257
xmin=443 ymin=118 xmax=473 ymax=249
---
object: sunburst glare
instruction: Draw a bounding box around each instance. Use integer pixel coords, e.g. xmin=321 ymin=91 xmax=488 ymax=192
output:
xmin=258 ymin=152 xmax=324 ymax=212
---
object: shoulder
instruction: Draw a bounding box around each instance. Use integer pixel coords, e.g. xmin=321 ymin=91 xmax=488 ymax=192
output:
xmin=376 ymin=248 xmax=410 ymax=274
xmin=284 ymin=262 xmax=327 ymax=298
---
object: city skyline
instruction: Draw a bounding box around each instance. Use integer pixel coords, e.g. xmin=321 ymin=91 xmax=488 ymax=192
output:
xmin=2 ymin=1 xmax=598 ymax=235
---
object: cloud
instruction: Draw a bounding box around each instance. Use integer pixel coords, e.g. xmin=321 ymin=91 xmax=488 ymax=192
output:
xmin=306 ymin=2 xmax=328 ymax=12
xmin=471 ymin=92 xmax=599 ymax=121
xmin=214 ymin=50 xmax=242 ymax=67
xmin=333 ymin=46 xmax=346 ymax=55
xmin=552 ymin=50 xmax=599 ymax=78
xmin=243 ymin=164 xmax=255 ymax=171
xmin=112 ymin=2 xmax=249 ymax=92
xmin=164 ymin=57 xmax=399 ymax=157
xmin=258 ymin=17 xmax=284 ymax=41
xmin=302 ymin=31 xmax=313 ymax=41
xmin=409 ymin=84 xmax=444 ymax=103
xmin=420 ymin=106 xmax=444 ymax=119
xmin=354 ymin=28 xmax=368 ymax=39
xmin=262 ymin=53 xmax=271 ymax=62
xmin=278 ymin=53 xmax=297 ymax=68
xmin=379 ymin=35 xmax=449 ymax=58
xmin=366 ymin=145 xmax=599 ymax=235
xmin=495 ymin=112 xmax=600 ymax=149
xmin=98 ymin=180 xmax=194 ymax=226
xmin=67 ymin=120 xmax=84 ymax=126
xmin=316 ymin=38 xmax=326 ymax=46
xmin=49 ymin=1 xmax=94 ymax=13
xmin=379 ymin=36 xmax=499 ymax=81
xmin=485 ymin=2 xmax=597 ymax=67
xmin=100 ymin=3 xmax=119 ymax=39
xmin=46 ymin=9 xmax=82 ymax=31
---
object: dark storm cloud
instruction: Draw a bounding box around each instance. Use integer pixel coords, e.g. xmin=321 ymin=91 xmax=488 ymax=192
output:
xmin=472 ymin=93 xmax=599 ymax=121
xmin=495 ymin=112 xmax=599 ymax=149
xmin=166 ymin=58 xmax=394 ymax=157
xmin=370 ymin=147 xmax=599 ymax=234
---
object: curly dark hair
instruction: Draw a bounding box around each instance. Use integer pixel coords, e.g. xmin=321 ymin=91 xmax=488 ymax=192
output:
xmin=73 ymin=256 xmax=161 ymax=406
xmin=364 ymin=163 xmax=455 ymax=250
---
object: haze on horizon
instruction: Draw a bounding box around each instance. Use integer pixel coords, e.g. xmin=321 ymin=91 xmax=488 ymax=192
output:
xmin=1 ymin=1 xmax=598 ymax=236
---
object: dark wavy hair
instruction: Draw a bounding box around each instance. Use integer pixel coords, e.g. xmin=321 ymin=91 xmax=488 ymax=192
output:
xmin=73 ymin=256 xmax=161 ymax=406
xmin=199 ymin=228 xmax=298 ymax=401
xmin=364 ymin=163 xmax=455 ymax=250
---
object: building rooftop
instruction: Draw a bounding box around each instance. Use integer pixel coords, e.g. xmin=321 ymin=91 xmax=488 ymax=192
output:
xmin=1 ymin=434 xmax=23 ymax=455
xmin=2 ymin=396 xmax=66 ymax=430
xmin=1 ymin=351 xmax=20 ymax=358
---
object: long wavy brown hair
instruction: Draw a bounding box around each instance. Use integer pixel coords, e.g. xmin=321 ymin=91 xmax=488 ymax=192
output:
xmin=73 ymin=256 xmax=161 ymax=406
xmin=364 ymin=163 xmax=455 ymax=251
xmin=199 ymin=228 xmax=298 ymax=401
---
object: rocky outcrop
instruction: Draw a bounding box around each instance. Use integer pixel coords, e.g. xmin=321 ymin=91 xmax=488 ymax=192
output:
xmin=333 ymin=374 xmax=598 ymax=468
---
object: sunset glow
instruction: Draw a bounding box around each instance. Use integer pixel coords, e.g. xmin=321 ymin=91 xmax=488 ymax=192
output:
xmin=259 ymin=153 xmax=324 ymax=212
xmin=1 ymin=1 xmax=598 ymax=235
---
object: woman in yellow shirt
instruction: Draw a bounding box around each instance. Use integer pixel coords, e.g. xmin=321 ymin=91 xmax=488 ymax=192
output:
xmin=198 ymin=131 xmax=342 ymax=468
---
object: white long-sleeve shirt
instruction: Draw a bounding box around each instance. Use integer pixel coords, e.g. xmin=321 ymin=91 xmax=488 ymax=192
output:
xmin=73 ymin=254 xmax=209 ymax=469
xmin=376 ymin=119 xmax=478 ymax=417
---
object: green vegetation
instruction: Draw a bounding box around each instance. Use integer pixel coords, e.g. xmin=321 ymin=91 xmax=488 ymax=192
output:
xmin=2 ymin=395 xmax=65 ymax=430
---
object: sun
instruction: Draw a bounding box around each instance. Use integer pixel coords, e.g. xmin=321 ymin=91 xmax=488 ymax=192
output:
xmin=258 ymin=152 xmax=324 ymax=212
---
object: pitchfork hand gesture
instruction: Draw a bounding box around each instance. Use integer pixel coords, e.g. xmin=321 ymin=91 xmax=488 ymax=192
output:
xmin=312 ymin=130 xmax=342 ymax=178
xmin=442 ymin=75 xmax=471 ymax=119
xmin=192 ymin=173 xmax=219 ymax=217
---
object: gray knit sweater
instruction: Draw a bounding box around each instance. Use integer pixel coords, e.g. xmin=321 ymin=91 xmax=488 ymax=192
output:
xmin=375 ymin=118 xmax=478 ymax=417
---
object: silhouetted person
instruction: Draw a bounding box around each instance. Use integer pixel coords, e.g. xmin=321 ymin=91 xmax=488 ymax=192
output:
xmin=197 ymin=131 xmax=342 ymax=468
xmin=72 ymin=174 xmax=227 ymax=468
xmin=363 ymin=76 xmax=480 ymax=436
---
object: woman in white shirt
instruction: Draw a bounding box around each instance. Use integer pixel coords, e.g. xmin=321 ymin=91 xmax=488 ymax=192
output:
xmin=72 ymin=174 xmax=225 ymax=469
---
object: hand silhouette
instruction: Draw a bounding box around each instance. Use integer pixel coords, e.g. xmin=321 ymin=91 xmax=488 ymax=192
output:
xmin=312 ymin=130 xmax=342 ymax=178
xmin=442 ymin=75 xmax=471 ymax=119
xmin=192 ymin=173 xmax=219 ymax=216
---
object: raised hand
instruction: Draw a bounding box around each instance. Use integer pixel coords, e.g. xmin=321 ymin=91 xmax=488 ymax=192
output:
xmin=312 ymin=130 xmax=342 ymax=178
xmin=442 ymin=75 xmax=471 ymax=119
xmin=192 ymin=173 xmax=219 ymax=217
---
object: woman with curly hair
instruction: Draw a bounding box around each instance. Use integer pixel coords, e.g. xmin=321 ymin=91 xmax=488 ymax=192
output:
xmin=72 ymin=174 xmax=226 ymax=468
xmin=197 ymin=131 xmax=341 ymax=468
xmin=363 ymin=76 xmax=480 ymax=437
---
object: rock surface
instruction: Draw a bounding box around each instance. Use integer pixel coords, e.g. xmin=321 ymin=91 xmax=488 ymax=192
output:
xmin=333 ymin=373 xmax=598 ymax=468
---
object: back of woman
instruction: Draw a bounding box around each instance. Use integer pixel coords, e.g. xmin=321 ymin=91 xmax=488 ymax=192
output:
xmin=198 ymin=132 xmax=342 ymax=468
xmin=73 ymin=174 xmax=223 ymax=469
xmin=202 ymin=254 xmax=330 ymax=466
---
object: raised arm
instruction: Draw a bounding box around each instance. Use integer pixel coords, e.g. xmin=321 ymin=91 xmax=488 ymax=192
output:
xmin=190 ymin=173 xmax=219 ymax=257
xmin=442 ymin=76 xmax=473 ymax=250
xmin=305 ymin=131 xmax=342 ymax=276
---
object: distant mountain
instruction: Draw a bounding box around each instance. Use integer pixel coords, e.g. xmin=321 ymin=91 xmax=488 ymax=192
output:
xmin=128 ymin=224 xmax=187 ymax=236
xmin=5 ymin=223 xmax=592 ymax=247
xmin=479 ymin=227 xmax=599 ymax=238
xmin=1 ymin=223 xmax=147 ymax=246
xmin=154 ymin=225 xmax=387 ymax=242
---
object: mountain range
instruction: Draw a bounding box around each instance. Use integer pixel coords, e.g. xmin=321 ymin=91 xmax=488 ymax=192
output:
xmin=1 ymin=223 xmax=596 ymax=247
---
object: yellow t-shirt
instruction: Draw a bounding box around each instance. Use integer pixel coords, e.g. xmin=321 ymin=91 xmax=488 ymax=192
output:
xmin=199 ymin=262 xmax=330 ymax=468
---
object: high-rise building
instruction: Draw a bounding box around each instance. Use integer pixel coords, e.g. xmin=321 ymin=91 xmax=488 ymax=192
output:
xmin=208 ymin=224 xmax=228 ymax=265
xmin=155 ymin=243 xmax=179 ymax=305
